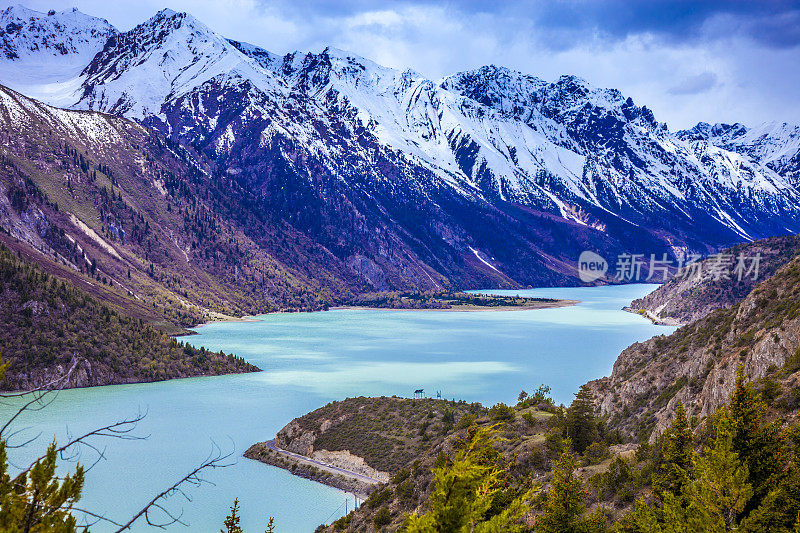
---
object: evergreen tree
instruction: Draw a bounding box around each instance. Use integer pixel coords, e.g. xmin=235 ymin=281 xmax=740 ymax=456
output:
xmin=565 ymin=385 xmax=599 ymax=454
xmin=404 ymin=426 xmax=537 ymax=532
xmin=653 ymin=403 xmax=693 ymax=500
xmin=729 ymin=367 xmax=788 ymax=514
xmin=0 ymin=360 xmax=84 ymax=533
xmin=617 ymin=412 xmax=751 ymax=533
xmin=686 ymin=414 xmax=752 ymax=531
xmin=0 ymin=441 xmax=84 ymax=533
xmin=222 ymin=498 xmax=244 ymax=533
xmin=536 ymin=451 xmax=606 ymax=533
xmin=740 ymin=420 xmax=800 ymax=532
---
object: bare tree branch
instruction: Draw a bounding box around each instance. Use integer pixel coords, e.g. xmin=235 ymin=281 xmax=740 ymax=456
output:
xmin=71 ymin=507 xmax=126 ymax=528
xmin=113 ymin=442 xmax=235 ymax=532
xmin=11 ymin=411 xmax=148 ymax=487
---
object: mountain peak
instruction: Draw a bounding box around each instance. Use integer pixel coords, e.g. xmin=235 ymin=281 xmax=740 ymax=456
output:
xmin=139 ymin=7 xmax=208 ymax=34
xmin=2 ymin=4 xmax=39 ymax=18
xmin=319 ymin=46 xmax=391 ymax=74
xmin=0 ymin=4 xmax=116 ymax=63
xmin=77 ymin=7 xmax=284 ymax=119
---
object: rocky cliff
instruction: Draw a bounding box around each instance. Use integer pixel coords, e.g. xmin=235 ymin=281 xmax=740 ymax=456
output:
xmin=592 ymin=251 xmax=800 ymax=441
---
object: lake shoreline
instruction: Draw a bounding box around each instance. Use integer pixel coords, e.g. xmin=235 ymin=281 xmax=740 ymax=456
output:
xmin=10 ymin=284 xmax=666 ymax=531
xmin=186 ymin=298 xmax=580 ymax=331
xmin=244 ymin=441 xmax=379 ymax=500
xmin=330 ymin=298 xmax=579 ymax=313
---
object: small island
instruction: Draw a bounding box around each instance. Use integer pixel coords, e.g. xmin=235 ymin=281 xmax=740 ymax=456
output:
xmin=340 ymin=291 xmax=577 ymax=311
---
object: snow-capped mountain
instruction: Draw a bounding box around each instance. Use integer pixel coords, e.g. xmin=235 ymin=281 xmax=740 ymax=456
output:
xmin=680 ymin=121 xmax=800 ymax=188
xmin=78 ymin=9 xmax=287 ymax=119
xmin=1 ymin=5 xmax=800 ymax=289
xmin=0 ymin=5 xmax=116 ymax=106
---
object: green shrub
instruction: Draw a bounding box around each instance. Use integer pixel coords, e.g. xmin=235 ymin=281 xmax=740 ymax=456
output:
xmin=489 ymin=403 xmax=515 ymax=421
xmin=455 ymin=413 xmax=477 ymax=430
xmin=583 ymin=441 xmax=610 ymax=465
xmin=367 ymin=488 xmax=392 ymax=508
xmin=392 ymin=468 xmax=410 ymax=484
xmin=395 ymin=479 xmax=415 ymax=501
xmin=373 ymin=508 xmax=392 ymax=529
xmin=522 ymin=412 xmax=537 ymax=426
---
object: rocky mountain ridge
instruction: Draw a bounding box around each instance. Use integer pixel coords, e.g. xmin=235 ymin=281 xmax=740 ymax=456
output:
xmin=2 ymin=5 xmax=800 ymax=292
xmin=0 ymin=82 xmax=363 ymax=331
xmin=628 ymin=234 xmax=800 ymax=325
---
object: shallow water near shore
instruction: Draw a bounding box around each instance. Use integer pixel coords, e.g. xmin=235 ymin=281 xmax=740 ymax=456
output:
xmin=1 ymin=284 xmax=673 ymax=531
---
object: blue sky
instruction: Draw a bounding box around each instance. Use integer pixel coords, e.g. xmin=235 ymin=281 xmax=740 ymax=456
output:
xmin=4 ymin=0 xmax=799 ymax=129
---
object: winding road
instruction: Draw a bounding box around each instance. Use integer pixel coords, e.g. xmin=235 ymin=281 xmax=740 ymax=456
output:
xmin=263 ymin=439 xmax=384 ymax=485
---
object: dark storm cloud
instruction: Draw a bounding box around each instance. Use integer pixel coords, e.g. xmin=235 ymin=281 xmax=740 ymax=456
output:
xmin=744 ymin=9 xmax=800 ymax=48
xmin=530 ymin=0 xmax=800 ymax=47
xmin=255 ymin=0 xmax=800 ymax=49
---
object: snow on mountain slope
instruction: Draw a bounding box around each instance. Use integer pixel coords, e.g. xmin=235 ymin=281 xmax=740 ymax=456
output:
xmin=680 ymin=121 xmax=800 ymax=187
xmin=0 ymin=5 xmax=116 ymax=106
xmin=3 ymin=5 xmax=800 ymax=286
xmin=265 ymin=49 xmax=611 ymax=218
xmin=443 ymin=67 xmax=800 ymax=238
xmin=78 ymin=9 xmax=287 ymax=119
xmin=0 ymin=82 xmax=122 ymax=147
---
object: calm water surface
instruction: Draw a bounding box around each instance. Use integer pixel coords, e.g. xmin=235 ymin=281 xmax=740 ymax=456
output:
xmin=1 ymin=285 xmax=674 ymax=531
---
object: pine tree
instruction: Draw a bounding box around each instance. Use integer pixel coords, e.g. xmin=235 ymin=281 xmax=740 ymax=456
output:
xmin=686 ymin=413 xmax=752 ymax=531
xmin=0 ymin=441 xmax=85 ymax=532
xmin=565 ymin=384 xmax=599 ymax=454
xmin=404 ymin=425 xmax=537 ymax=532
xmin=616 ymin=411 xmax=751 ymax=533
xmin=740 ymin=432 xmax=800 ymax=532
xmin=653 ymin=402 xmax=693 ymax=500
xmin=729 ymin=367 xmax=788 ymax=514
xmin=0 ymin=363 xmax=85 ymax=532
xmin=536 ymin=451 xmax=605 ymax=533
xmin=222 ymin=498 xmax=244 ymax=533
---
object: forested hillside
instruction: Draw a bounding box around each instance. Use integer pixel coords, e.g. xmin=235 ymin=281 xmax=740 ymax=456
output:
xmin=0 ymin=83 xmax=363 ymax=334
xmin=0 ymin=244 xmax=258 ymax=390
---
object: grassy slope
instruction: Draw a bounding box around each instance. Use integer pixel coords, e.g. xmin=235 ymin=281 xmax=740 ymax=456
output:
xmin=0 ymin=84 xmax=362 ymax=334
xmin=259 ymin=397 xmax=568 ymax=532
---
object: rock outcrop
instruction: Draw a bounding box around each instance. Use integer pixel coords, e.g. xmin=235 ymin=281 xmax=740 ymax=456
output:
xmin=592 ymin=251 xmax=800 ymax=441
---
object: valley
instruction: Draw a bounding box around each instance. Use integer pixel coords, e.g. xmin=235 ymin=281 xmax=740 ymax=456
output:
xmin=0 ymin=2 xmax=799 ymax=532
xmin=0 ymin=284 xmax=669 ymax=531
xmin=3 ymin=5 xmax=800 ymax=312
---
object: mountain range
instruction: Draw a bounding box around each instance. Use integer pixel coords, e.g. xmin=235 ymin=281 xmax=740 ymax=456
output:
xmin=2 ymin=5 xmax=800 ymax=307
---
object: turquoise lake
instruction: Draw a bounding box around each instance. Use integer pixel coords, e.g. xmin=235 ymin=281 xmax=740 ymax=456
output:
xmin=1 ymin=284 xmax=674 ymax=531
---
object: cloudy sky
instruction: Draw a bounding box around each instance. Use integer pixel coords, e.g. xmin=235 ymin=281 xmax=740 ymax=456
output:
xmin=4 ymin=0 xmax=799 ymax=129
